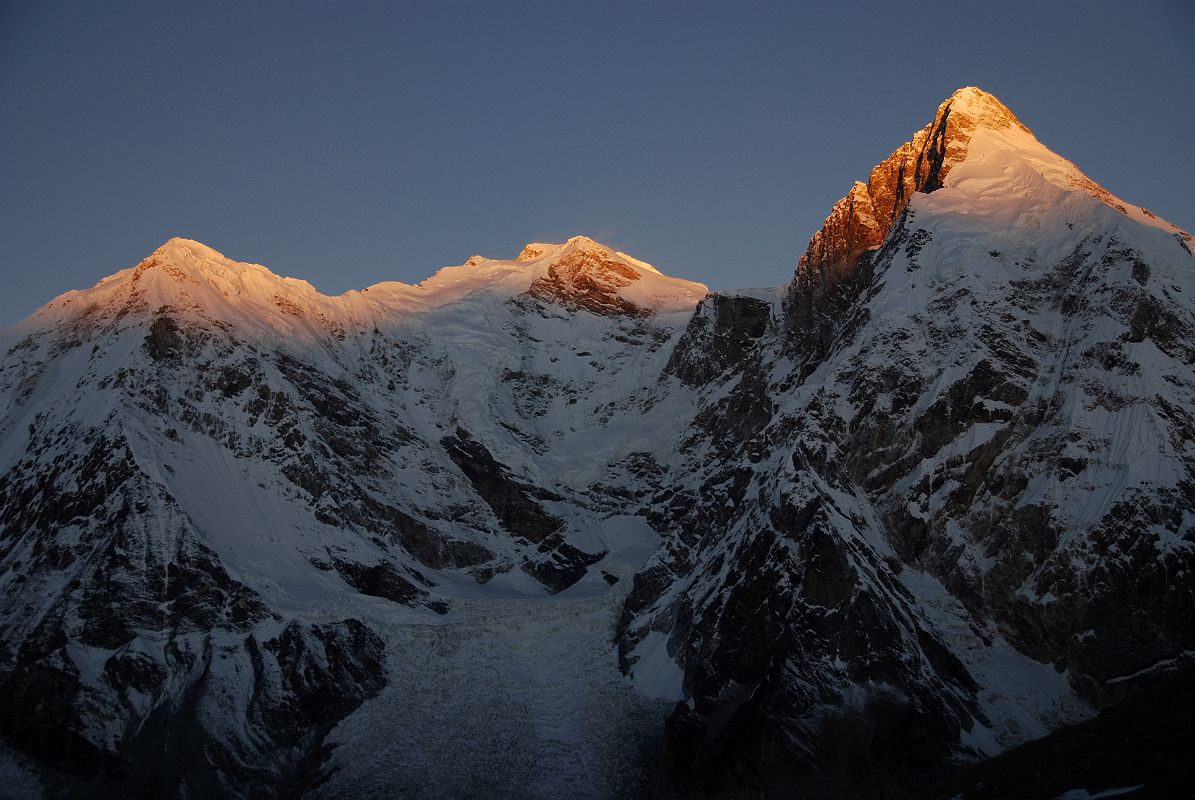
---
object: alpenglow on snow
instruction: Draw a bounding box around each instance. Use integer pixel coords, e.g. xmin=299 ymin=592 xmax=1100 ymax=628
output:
xmin=0 ymin=87 xmax=1192 ymax=799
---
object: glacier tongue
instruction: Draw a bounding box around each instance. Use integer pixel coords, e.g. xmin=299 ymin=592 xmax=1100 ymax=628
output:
xmin=0 ymin=234 xmax=710 ymax=797
xmin=2 ymin=86 xmax=1194 ymax=799
xmin=621 ymin=89 xmax=1194 ymax=796
xmin=313 ymin=581 xmax=669 ymax=800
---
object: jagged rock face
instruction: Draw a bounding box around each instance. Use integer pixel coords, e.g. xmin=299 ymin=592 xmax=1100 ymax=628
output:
xmin=665 ymin=293 xmax=774 ymax=387
xmin=3 ymin=88 xmax=1194 ymax=800
xmin=618 ymin=89 xmax=1195 ymax=797
xmin=0 ymin=424 xmax=386 ymax=797
xmin=798 ymin=88 xmax=1047 ymax=291
xmin=629 ymin=483 xmax=984 ymax=797
xmin=527 ymin=239 xmax=650 ymax=317
xmin=0 ymin=236 xmax=705 ymax=796
xmin=441 ymin=428 xmax=565 ymax=544
xmin=440 ymin=427 xmax=606 ymax=591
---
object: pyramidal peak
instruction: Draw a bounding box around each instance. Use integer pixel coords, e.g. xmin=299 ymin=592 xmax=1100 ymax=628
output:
xmin=797 ymin=86 xmax=1031 ymax=285
xmin=940 ymin=85 xmax=1029 ymax=133
xmin=796 ymin=85 xmax=1191 ymax=286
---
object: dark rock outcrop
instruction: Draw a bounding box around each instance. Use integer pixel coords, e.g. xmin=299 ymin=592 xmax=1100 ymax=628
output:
xmin=667 ymin=293 xmax=774 ymax=387
xmin=441 ymin=428 xmax=564 ymax=544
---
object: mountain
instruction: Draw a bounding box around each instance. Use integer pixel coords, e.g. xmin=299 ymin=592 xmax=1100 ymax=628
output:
xmin=626 ymin=86 xmax=1195 ymax=798
xmin=0 ymin=234 xmax=708 ymax=797
xmin=1 ymin=88 xmax=1192 ymax=799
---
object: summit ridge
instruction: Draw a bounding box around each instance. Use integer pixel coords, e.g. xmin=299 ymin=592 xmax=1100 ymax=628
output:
xmin=0 ymin=87 xmax=1192 ymax=799
xmin=15 ymin=235 xmax=707 ymax=339
xmin=795 ymin=85 xmax=1189 ymax=288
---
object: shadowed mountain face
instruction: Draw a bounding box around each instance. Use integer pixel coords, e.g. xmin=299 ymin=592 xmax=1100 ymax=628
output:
xmin=914 ymin=666 xmax=1195 ymax=800
xmin=627 ymin=87 xmax=1195 ymax=797
xmin=1 ymin=88 xmax=1192 ymax=798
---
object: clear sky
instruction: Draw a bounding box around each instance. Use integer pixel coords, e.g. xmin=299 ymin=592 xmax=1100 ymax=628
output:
xmin=1 ymin=0 xmax=1192 ymax=326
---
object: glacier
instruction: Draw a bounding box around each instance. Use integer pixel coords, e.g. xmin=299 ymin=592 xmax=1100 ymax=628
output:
xmin=0 ymin=87 xmax=1192 ymax=798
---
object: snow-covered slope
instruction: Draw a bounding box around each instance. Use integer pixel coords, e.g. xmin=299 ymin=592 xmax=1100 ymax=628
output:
xmin=1 ymin=88 xmax=1192 ymax=799
xmin=0 ymin=235 xmax=707 ymax=797
xmin=622 ymin=87 xmax=1195 ymax=797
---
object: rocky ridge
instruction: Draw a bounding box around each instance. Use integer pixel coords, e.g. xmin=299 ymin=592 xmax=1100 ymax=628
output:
xmin=1 ymin=87 xmax=1193 ymax=798
xmin=619 ymin=87 xmax=1195 ymax=797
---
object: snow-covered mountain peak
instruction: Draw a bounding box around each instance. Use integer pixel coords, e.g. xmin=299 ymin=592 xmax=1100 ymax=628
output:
xmin=931 ymin=106 xmax=1193 ymax=250
xmin=10 ymin=234 xmax=707 ymax=351
xmin=13 ymin=237 xmax=297 ymax=332
xmin=519 ymin=236 xmax=705 ymax=316
xmin=143 ymin=237 xmax=313 ymax=290
xmin=517 ymin=236 xmax=663 ymax=275
xmin=941 ymin=85 xmax=1030 ymax=134
xmin=519 ymin=235 xmax=616 ymax=261
xmin=796 ymin=86 xmax=1032 ymax=286
xmin=795 ymin=86 xmax=1192 ymax=287
xmin=11 ymin=236 xmax=351 ymax=348
xmin=153 ymin=235 xmax=229 ymax=263
xmin=415 ymin=236 xmax=705 ymax=317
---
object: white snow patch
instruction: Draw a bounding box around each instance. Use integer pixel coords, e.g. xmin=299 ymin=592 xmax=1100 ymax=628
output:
xmin=628 ymin=630 xmax=686 ymax=702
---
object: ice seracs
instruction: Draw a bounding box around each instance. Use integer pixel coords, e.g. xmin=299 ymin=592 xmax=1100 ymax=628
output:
xmin=635 ymin=85 xmax=1195 ymax=795
xmin=0 ymin=228 xmax=710 ymax=798
xmin=1 ymin=85 xmax=1192 ymax=799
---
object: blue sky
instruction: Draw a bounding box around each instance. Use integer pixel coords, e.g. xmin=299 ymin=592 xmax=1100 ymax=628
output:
xmin=1 ymin=0 xmax=1192 ymax=325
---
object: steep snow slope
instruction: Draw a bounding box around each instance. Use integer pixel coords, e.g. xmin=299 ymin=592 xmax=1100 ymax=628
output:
xmin=0 ymin=235 xmax=707 ymax=797
xmin=1 ymin=87 xmax=1193 ymax=800
xmin=796 ymin=87 xmax=1190 ymax=289
xmin=619 ymin=87 xmax=1195 ymax=797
